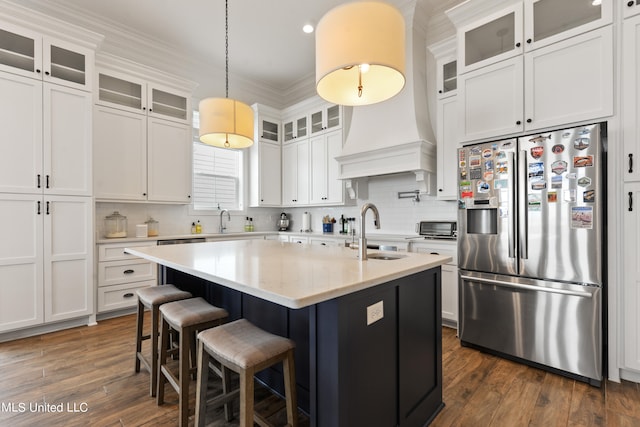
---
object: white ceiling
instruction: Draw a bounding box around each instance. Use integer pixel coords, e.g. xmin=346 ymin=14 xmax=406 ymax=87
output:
xmin=15 ymin=0 xmax=460 ymax=106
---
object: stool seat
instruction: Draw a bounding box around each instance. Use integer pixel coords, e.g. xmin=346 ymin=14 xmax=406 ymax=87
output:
xmin=195 ymin=319 xmax=297 ymax=427
xmin=157 ymin=297 xmax=229 ymax=427
xmin=137 ymin=284 xmax=191 ymax=307
xmin=134 ymin=285 xmax=192 ymax=397
xmin=160 ymin=297 xmax=229 ymax=329
xmin=198 ymin=319 xmax=295 ymax=369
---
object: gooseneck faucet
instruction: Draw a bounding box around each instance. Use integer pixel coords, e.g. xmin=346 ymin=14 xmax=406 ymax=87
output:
xmin=219 ymin=209 xmax=230 ymax=233
xmin=359 ymin=203 xmax=380 ymax=261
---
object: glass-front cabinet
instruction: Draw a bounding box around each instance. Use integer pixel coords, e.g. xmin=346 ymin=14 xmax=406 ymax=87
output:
xmin=310 ymin=104 xmax=341 ymax=135
xmin=0 ymin=21 xmax=93 ymax=91
xmin=283 ymin=114 xmax=308 ymax=142
xmin=259 ymin=117 xmax=280 ymax=143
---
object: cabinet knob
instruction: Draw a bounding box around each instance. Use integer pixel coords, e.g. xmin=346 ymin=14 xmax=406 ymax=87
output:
xmin=526 ymin=38 xmax=532 ymax=44
xmin=45 ymin=71 xmax=50 ymax=76
xmin=526 ymin=118 xmax=532 ymax=123
xmin=438 ymin=189 xmax=443 ymax=192
xmin=123 ymin=269 xmax=135 ymax=274
xmin=438 ymin=90 xmax=443 ymax=94
xmin=36 ymin=69 xmax=41 ymax=74
xmin=629 ymin=1 xmax=634 ymax=7
xmin=515 ymin=42 xmax=521 ymax=48
xmin=143 ymin=193 xmax=147 ymax=196
xmin=516 ymin=120 xmax=522 ymax=125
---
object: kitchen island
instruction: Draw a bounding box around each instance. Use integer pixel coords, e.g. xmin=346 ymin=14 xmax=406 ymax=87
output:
xmin=126 ymin=240 xmax=451 ymax=427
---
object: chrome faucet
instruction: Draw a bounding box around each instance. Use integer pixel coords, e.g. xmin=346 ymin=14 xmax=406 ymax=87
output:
xmin=359 ymin=203 xmax=380 ymax=261
xmin=219 ymin=209 xmax=230 ymax=233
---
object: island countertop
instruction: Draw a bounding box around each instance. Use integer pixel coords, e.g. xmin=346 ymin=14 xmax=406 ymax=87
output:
xmin=125 ymin=239 xmax=451 ymax=309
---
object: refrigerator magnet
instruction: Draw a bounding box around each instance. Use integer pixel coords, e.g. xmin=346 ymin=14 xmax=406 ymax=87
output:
xmin=564 ymin=189 xmax=577 ymax=202
xmin=573 ymin=137 xmax=590 ymax=150
xmin=573 ymin=156 xmax=593 ymax=168
xmin=528 ymin=194 xmax=541 ymax=211
xmin=496 ymin=161 xmax=508 ymax=174
xmin=584 ymin=190 xmax=595 ymax=203
xmin=529 ymin=134 xmax=551 ymax=144
xmin=500 ymin=141 xmax=514 ymax=149
xmin=571 ymin=206 xmax=593 ymax=229
xmin=470 ymin=147 xmax=482 ymax=155
xmin=551 ymin=160 xmax=568 ymax=175
xmin=529 ymin=162 xmax=544 ymax=178
xmin=496 ymin=151 xmax=507 ymax=160
xmin=548 ymin=192 xmax=558 ymax=203
xmin=530 ymin=146 xmax=544 ymax=159
xmin=566 ymin=172 xmax=577 ymax=179
xmin=531 ymin=178 xmax=546 ymax=191
xmin=469 ymin=156 xmax=481 ymax=168
xmin=482 ymin=149 xmax=493 ymax=158
xmin=551 ymin=144 xmax=565 ymax=154
xmin=551 ymin=175 xmax=563 ymax=189
xmin=485 ymin=160 xmax=494 ymax=171
xmin=494 ymin=179 xmax=508 ymax=189
xmin=578 ymin=177 xmax=592 ymax=187
xmin=484 ymin=171 xmax=494 ymax=181
xmin=477 ymin=181 xmax=490 ymax=193
xmin=461 ymin=190 xmax=474 ymax=199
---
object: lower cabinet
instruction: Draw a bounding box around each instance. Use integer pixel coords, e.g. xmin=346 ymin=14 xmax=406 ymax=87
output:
xmin=97 ymin=241 xmax=157 ymax=313
xmin=0 ymin=194 xmax=93 ymax=332
xmin=623 ymin=183 xmax=640 ymax=375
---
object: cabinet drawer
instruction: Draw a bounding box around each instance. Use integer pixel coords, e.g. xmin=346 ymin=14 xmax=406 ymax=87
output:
xmin=98 ymin=259 xmax=157 ymax=286
xmin=98 ymin=241 xmax=156 ymax=262
xmin=98 ymin=281 xmax=156 ymax=312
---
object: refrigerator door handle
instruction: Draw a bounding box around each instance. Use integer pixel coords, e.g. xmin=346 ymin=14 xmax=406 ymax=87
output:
xmin=460 ymin=275 xmax=595 ymax=298
xmin=508 ymin=152 xmax=516 ymax=258
xmin=518 ymin=150 xmax=528 ymax=259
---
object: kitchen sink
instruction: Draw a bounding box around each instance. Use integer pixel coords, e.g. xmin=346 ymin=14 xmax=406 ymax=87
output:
xmin=367 ymin=253 xmax=407 ymax=260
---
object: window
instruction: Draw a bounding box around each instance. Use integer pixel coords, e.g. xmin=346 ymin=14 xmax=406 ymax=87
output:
xmin=192 ymin=111 xmax=244 ymax=211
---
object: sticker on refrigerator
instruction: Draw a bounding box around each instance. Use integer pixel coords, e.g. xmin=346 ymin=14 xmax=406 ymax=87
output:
xmin=470 ymin=168 xmax=482 ymax=180
xmin=485 ymin=159 xmax=494 ymax=171
xmin=531 ymin=178 xmax=546 ymax=190
xmin=528 ymin=194 xmax=541 ymax=211
xmin=477 ymin=181 xmax=490 ymax=193
xmin=577 ymin=177 xmax=592 ymax=187
xmin=530 ymin=146 xmax=544 ymax=159
xmin=548 ymin=192 xmax=558 ymax=203
xmin=470 ymin=147 xmax=482 ymax=155
xmin=469 ymin=156 xmax=481 ymax=168
xmin=484 ymin=171 xmax=494 ymax=181
xmin=571 ymin=206 xmax=593 ymax=229
xmin=566 ymin=172 xmax=577 ymax=180
xmin=573 ymin=137 xmax=590 ymax=150
xmin=500 ymin=141 xmax=514 ymax=149
xmin=551 ymin=144 xmax=565 ymax=154
xmin=551 ymin=160 xmax=568 ymax=175
xmin=496 ymin=161 xmax=508 ymax=174
xmin=461 ymin=191 xmax=474 ymax=199
xmin=499 ymin=207 xmax=509 ymax=218
xmin=529 ymin=134 xmax=551 ymax=144
xmin=551 ymin=175 xmax=563 ymax=189
xmin=529 ymin=162 xmax=544 ymax=178
xmin=494 ymin=179 xmax=508 ymax=189
xmin=496 ymin=151 xmax=507 ymax=160
xmin=583 ymin=190 xmax=595 ymax=203
xmin=482 ymin=149 xmax=493 ymax=159
xmin=574 ymin=156 xmax=593 ymax=168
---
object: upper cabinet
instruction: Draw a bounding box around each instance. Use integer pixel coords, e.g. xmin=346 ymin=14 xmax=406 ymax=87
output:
xmin=0 ymin=20 xmax=94 ymax=92
xmin=310 ymin=104 xmax=342 ymax=136
xmin=283 ymin=114 xmax=308 ymax=142
xmin=95 ymin=69 xmax=190 ymax=125
xmin=250 ymin=103 xmax=282 ymax=207
xmin=625 ymin=0 xmax=640 ymax=19
xmin=258 ymin=115 xmax=280 ymax=144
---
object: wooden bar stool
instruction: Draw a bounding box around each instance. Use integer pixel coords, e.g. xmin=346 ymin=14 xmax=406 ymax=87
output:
xmin=135 ymin=284 xmax=192 ymax=397
xmin=157 ymin=297 xmax=229 ymax=427
xmin=195 ymin=318 xmax=297 ymax=427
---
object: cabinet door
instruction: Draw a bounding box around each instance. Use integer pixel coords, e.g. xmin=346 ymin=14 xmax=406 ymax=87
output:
xmin=623 ymin=183 xmax=640 ymax=371
xmin=93 ymin=105 xmax=147 ymax=200
xmin=524 ymin=26 xmax=613 ymax=132
xmin=624 ymin=15 xmax=640 ymax=182
xmin=44 ymin=195 xmax=93 ymax=322
xmin=259 ymin=142 xmax=281 ymax=206
xmin=524 ymin=0 xmax=612 ymax=52
xmin=282 ymin=140 xmax=309 ymax=206
xmin=43 ymin=36 xmax=94 ymax=91
xmin=147 ymin=118 xmax=192 ymax=203
xmin=259 ymin=116 xmax=280 ymax=143
xmin=0 ymin=22 xmax=42 ymax=80
xmin=441 ymin=264 xmax=458 ymax=326
xmin=0 ymin=194 xmax=43 ymax=332
xmin=311 ymin=130 xmax=343 ymax=205
xmin=458 ymin=3 xmax=523 ymax=74
xmin=147 ymin=84 xmax=190 ymax=124
xmin=436 ymin=96 xmax=458 ymax=200
xmin=0 ymin=72 xmax=42 ymax=194
xmin=44 ymin=83 xmax=92 ymax=196
xmin=437 ymin=57 xmax=457 ymax=99
xmin=458 ymin=56 xmax=524 ymax=143
xmin=96 ymin=70 xmax=146 ymax=114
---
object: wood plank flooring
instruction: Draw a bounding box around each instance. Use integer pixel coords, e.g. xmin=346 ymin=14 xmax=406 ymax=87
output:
xmin=0 ymin=314 xmax=638 ymax=426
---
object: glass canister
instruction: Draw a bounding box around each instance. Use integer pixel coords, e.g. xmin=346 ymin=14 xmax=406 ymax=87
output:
xmin=145 ymin=217 xmax=159 ymax=237
xmin=104 ymin=211 xmax=127 ymax=238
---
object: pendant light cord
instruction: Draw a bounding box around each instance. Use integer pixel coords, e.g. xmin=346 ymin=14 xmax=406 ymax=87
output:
xmin=225 ymin=0 xmax=229 ymax=99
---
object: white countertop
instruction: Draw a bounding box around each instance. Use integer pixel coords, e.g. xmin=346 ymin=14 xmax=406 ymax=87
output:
xmin=125 ymin=240 xmax=451 ymax=309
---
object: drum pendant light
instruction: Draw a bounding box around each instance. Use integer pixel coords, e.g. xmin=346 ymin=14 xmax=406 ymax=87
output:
xmin=199 ymin=0 xmax=254 ymax=148
xmin=315 ymin=1 xmax=406 ymax=106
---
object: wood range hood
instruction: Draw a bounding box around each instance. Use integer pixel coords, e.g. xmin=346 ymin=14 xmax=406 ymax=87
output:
xmin=334 ymin=0 xmax=436 ymax=197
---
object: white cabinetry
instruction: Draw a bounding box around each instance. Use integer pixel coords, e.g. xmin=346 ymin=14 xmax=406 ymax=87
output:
xmin=93 ymin=57 xmax=194 ymax=203
xmin=310 ymin=104 xmax=341 ymax=136
xmin=623 ymin=15 xmax=640 ymax=183
xmin=450 ymin=0 xmax=613 ymax=143
xmin=625 ymin=0 xmax=640 ymax=19
xmin=250 ymin=104 xmax=281 ymax=207
xmin=623 ymin=184 xmax=640 ymax=373
xmin=410 ymin=240 xmax=458 ymax=328
xmin=310 ymin=129 xmax=344 ymax=205
xmin=283 ymin=114 xmax=308 ymax=142
xmin=0 ymin=194 xmax=93 ymax=332
xmin=97 ymin=241 xmax=157 ymax=313
xmin=282 ymin=140 xmax=310 ymax=206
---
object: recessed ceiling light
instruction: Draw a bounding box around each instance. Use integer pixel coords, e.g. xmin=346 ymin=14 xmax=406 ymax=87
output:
xmin=303 ymin=23 xmax=314 ymax=34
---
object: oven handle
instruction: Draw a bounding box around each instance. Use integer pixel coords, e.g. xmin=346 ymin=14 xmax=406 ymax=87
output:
xmin=460 ymin=275 xmax=594 ymax=298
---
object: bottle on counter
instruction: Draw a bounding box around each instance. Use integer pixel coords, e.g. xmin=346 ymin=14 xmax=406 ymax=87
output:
xmin=249 ymin=218 xmax=254 ymax=232
xmin=195 ymin=220 xmax=202 ymax=234
xmin=244 ymin=217 xmax=250 ymax=232
xmin=191 ymin=222 xmax=196 ymax=234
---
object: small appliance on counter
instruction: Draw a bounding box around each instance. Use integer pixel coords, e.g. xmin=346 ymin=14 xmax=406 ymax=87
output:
xmin=278 ymin=213 xmax=290 ymax=231
xmin=104 ymin=211 xmax=127 ymax=238
xmin=415 ymin=221 xmax=457 ymax=240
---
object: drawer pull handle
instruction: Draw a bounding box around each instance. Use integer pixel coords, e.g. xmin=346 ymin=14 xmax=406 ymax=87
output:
xmin=123 ymin=293 xmax=135 ymax=298
xmin=430 ymin=252 xmax=440 ymax=255
xmin=123 ymin=269 xmax=135 ymax=274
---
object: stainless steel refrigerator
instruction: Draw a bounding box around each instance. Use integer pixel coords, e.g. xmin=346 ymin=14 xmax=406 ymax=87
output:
xmin=457 ymin=123 xmax=605 ymax=386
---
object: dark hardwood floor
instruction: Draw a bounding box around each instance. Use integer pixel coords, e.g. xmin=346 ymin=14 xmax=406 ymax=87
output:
xmin=0 ymin=313 xmax=638 ymax=426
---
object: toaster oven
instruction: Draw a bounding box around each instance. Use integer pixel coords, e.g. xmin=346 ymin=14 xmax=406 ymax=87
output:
xmin=415 ymin=221 xmax=457 ymax=239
